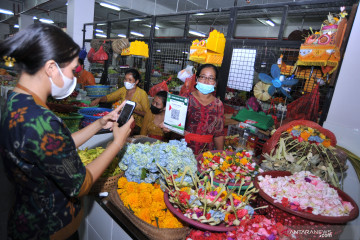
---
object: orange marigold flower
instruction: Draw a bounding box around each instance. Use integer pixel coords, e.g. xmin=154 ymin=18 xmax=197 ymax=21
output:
xmin=300 ymin=131 xmax=311 ymax=141
xmin=160 ymin=215 xmax=183 ymax=228
xmin=135 ymin=208 xmax=152 ymax=224
xmin=151 ymin=188 xmax=164 ymax=203
xmin=151 ymin=201 xmax=166 ymax=211
xmin=117 ymin=177 xmax=128 ymax=189
xmin=138 ymin=182 xmax=154 ymax=193
xmin=240 ymin=158 xmax=248 ymax=165
xmin=153 ymin=183 xmax=161 ymax=189
xmin=322 ymin=139 xmax=331 ymax=148
xmin=150 ymin=208 xmax=166 ymax=222
xmin=220 ymin=161 xmax=230 ymax=171
xmin=124 ymin=182 xmax=138 ymax=194
xmin=123 ymin=192 xmax=141 ymax=209
xmin=139 ymin=191 xmax=153 ymax=208
xmin=40 ymin=133 xmax=65 ymax=156
xmin=9 ymin=107 xmax=27 ymax=129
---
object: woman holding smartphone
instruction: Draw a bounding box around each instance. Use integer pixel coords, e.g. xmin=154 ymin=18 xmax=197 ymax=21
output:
xmin=0 ymin=23 xmax=133 ymax=240
xmin=90 ymin=69 xmax=149 ymax=135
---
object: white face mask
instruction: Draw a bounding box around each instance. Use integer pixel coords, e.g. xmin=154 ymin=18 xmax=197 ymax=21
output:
xmin=49 ymin=63 xmax=77 ymax=99
xmin=124 ymin=82 xmax=135 ymax=90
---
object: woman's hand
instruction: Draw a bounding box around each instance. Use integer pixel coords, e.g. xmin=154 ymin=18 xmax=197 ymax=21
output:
xmin=112 ymin=115 xmax=134 ymax=146
xmin=90 ymin=98 xmax=101 ymax=106
xmin=160 ymin=122 xmax=171 ymax=133
xmin=99 ymin=101 xmax=126 ymax=130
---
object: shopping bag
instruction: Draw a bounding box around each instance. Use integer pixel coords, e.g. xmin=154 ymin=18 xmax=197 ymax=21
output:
xmin=92 ymin=45 xmax=108 ymax=64
xmin=87 ymin=47 xmax=95 ymax=63
xmin=177 ymin=65 xmax=194 ymax=82
xmin=287 ymin=83 xmax=320 ymax=122
xmin=148 ymin=76 xmax=172 ymax=97
xmin=179 ymin=74 xmax=196 ymax=96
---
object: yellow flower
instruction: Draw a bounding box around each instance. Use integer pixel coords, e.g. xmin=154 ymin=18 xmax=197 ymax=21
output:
xmin=203 ymin=159 xmax=210 ymax=165
xmin=214 ymin=169 xmax=222 ymax=176
xmin=135 ymin=208 xmax=152 ymax=224
xmin=150 ymin=208 xmax=166 ymax=222
xmin=138 ymin=182 xmax=154 ymax=193
xmin=123 ymin=182 xmax=138 ymax=194
xmin=117 ymin=177 xmax=128 ymax=189
xmin=202 ymin=151 xmax=213 ymax=158
xmin=151 ymin=200 xmax=166 ymax=210
xmin=307 ymin=127 xmax=314 ymax=134
xmin=123 ymin=192 xmax=141 ymax=209
xmin=151 ymin=188 xmax=164 ymax=203
xmin=232 ymin=193 xmax=242 ymax=201
xmin=319 ymin=133 xmax=326 ymax=139
xmin=139 ymin=191 xmax=153 ymax=208
xmin=220 ymin=161 xmax=230 ymax=171
xmin=240 ymin=158 xmax=248 ymax=165
xmin=294 ymin=125 xmax=300 ymax=130
xmin=160 ymin=213 xmax=183 ymax=228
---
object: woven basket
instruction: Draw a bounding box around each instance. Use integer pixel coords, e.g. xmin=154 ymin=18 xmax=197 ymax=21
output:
xmin=253 ymin=171 xmax=359 ymax=239
xmin=85 ymin=85 xmax=111 ymax=97
xmin=48 ymin=103 xmax=77 ymax=113
xmin=89 ymin=172 xmax=124 ymax=194
xmin=60 ymin=113 xmax=83 ymax=133
xmin=262 ymin=120 xmax=337 ymax=156
xmin=78 ymin=107 xmax=112 ymax=127
xmin=112 ymin=38 xmax=130 ymax=54
xmin=108 ymin=190 xmax=191 ymax=240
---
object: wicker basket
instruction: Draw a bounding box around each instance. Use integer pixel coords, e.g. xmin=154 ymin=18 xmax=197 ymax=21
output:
xmin=85 ymin=85 xmax=111 ymax=97
xmin=60 ymin=113 xmax=83 ymax=133
xmin=253 ymin=171 xmax=359 ymax=239
xmin=89 ymin=172 xmax=124 ymax=194
xmin=108 ymin=190 xmax=191 ymax=240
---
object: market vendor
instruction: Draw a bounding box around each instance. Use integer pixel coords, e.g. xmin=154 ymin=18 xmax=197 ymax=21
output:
xmin=90 ymin=68 xmax=149 ymax=135
xmin=74 ymin=58 xmax=96 ymax=88
xmin=140 ymin=90 xmax=169 ymax=141
xmin=0 ymin=23 xmax=133 ymax=240
xmin=181 ymin=63 xmax=225 ymax=155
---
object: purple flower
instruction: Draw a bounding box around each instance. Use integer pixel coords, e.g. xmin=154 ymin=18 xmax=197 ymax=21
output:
xmin=204 ymin=231 xmax=212 ymax=237
xmin=227 ymin=237 xmax=235 ymax=240
xmin=268 ymin=233 xmax=276 ymax=240
xmin=304 ymin=177 xmax=311 ymax=183
xmin=196 ymin=210 xmax=203 ymax=218
xmin=210 ymin=191 xmax=218 ymax=196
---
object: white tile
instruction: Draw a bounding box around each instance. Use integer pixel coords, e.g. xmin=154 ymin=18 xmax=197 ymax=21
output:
xmin=87 ymin=224 xmax=103 ymax=240
xmin=87 ymin=201 xmax=113 ymax=240
xmin=111 ymin=220 xmax=132 ymax=240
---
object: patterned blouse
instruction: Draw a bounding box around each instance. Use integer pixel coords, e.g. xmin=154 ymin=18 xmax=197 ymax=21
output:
xmin=140 ymin=111 xmax=165 ymax=140
xmin=0 ymin=92 xmax=93 ymax=239
xmin=106 ymin=86 xmax=150 ymax=127
xmin=182 ymin=92 xmax=225 ymax=155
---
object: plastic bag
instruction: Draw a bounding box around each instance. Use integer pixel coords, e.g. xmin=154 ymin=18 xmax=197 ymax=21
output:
xmin=177 ymin=65 xmax=194 ymax=82
xmin=87 ymin=48 xmax=95 ymax=63
xmin=93 ymin=45 xmax=108 ymax=64
xmin=179 ymin=74 xmax=196 ymax=96
xmin=79 ymin=47 xmax=87 ymax=60
xmin=148 ymin=76 xmax=172 ymax=97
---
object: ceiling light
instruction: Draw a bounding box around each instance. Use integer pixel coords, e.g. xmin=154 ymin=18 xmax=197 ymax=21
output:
xmin=99 ymin=2 xmax=121 ymax=11
xmin=156 ymin=49 xmax=161 ymax=52
xmin=14 ymin=24 xmax=19 ymax=28
xmin=33 ymin=16 xmax=38 ymax=20
xmin=117 ymin=34 xmax=126 ymax=38
xmin=130 ymin=31 xmax=144 ymax=37
xmin=97 ymin=23 xmax=107 ymax=26
xmin=132 ymin=18 xmax=142 ymax=22
xmin=144 ymin=24 xmax=159 ymax=30
xmin=189 ymin=30 xmax=206 ymax=37
xmin=0 ymin=8 xmax=14 ymax=15
xmin=39 ymin=18 xmax=54 ymax=24
xmin=95 ymin=33 xmax=107 ymax=38
xmin=194 ymin=13 xmax=205 ymax=16
xmin=265 ymin=20 xmax=275 ymax=27
xmin=66 ymin=2 xmax=68 ymax=6
xmin=95 ymin=29 xmax=104 ymax=33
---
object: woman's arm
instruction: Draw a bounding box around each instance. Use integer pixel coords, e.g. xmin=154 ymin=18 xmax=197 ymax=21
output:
xmin=214 ymin=135 xmax=225 ymax=151
xmin=140 ymin=112 xmax=150 ymax=135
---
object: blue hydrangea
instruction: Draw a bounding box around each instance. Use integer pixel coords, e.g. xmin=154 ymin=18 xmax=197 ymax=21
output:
xmin=291 ymin=130 xmax=301 ymax=137
xmin=208 ymin=210 xmax=225 ymax=222
xmin=244 ymin=205 xmax=254 ymax=216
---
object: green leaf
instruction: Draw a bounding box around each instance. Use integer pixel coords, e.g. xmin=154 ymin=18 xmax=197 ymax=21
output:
xmin=141 ymin=168 xmax=147 ymax=180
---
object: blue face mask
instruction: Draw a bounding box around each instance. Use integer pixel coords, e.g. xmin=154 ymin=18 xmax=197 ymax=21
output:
xmin=196 ymin=82 xmax=215 ymax=95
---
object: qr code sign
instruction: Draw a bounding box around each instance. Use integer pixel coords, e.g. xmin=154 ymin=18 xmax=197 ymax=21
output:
xmin=171 ymin=109 xmax=180 ymax=120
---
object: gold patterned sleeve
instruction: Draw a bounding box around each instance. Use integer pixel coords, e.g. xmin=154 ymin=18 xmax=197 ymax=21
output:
xmin=106 ymin=87 xmax=125 ymax=103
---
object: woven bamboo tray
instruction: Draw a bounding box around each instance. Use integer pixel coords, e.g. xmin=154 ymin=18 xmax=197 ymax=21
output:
xmin=108 ymin=190 xmax=190 ymax=240
xmin=89 ymin=172 xmax=124 ymax=194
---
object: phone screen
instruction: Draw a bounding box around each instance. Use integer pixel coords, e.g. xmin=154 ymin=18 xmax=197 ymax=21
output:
xmin=117 ymin=102 xmax=136 ymax=127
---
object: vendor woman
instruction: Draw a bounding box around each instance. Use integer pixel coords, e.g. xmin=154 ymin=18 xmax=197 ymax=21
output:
xmin=181 ymin=64 xmax=225 ymax=155
xmin=90 ymin=69 xmax=150 ymax=134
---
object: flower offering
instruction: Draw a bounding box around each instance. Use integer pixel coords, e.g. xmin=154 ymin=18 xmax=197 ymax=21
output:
xmin=119 ymin=139 xmax=197 ymax=184
xmin=198 ymin=150 xmax=261 ymax=185
xmin=258 ymin=171 xmax=354 ymax=216
xmin=117 ymin=177 xmax=184 ymax=228
xmin=287 ymin=125 xmax=331 ymax=148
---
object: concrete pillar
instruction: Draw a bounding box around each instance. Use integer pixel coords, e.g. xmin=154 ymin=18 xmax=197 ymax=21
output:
xmin=19 ymin=14 xmax=33 ymax=30
xmin=66 ymin=0 xmax=95 ymax=48
xmin=0 ymin=23 xmax=10 ymax=40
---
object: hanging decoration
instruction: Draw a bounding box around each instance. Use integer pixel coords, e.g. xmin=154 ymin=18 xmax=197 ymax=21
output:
xmin=189 ymin=30 xmax=226 ymax=66
xmin=295 ymin=7 xmax=348 ymax=76
xmin=258 ymin=64 xmax=298 ymax=99
xmin=121 ymin=40 xmax=149 ymax=58
xmin=253 ymin=81 xmax=271 ymax=101
xmin=3 ymin=56 xmax=16 ymax=67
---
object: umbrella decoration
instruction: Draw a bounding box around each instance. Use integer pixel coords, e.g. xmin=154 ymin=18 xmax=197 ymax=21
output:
xmin=258 ymin=64 xmax=298 ymax=99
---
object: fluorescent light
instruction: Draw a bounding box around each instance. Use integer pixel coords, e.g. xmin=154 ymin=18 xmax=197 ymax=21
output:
xmin=130 ymin=31 xmax=144 ymax=37
xmin=189 ymin=30 xmax=206 ymax=37
xmin=66 ymin=2 xmax=68 ymax=6
xmin=99 ymin=2 xmax=121 ymax=11
xmin=95 ymin=29 xmax=104 ymax=33
xmin=266 ymin=20 xmax=275 ymax=27
xmin=156 ymin=49 xmax=161 ymax=52
xmin=95 ymin=33 xmax=107 ymax=38
xmin=97 ymin=23 xmax=107 ymax=26
xmin=39 ymin=18 xmax=54 ymax=24
xmin=14 ymin=24 xmax=19 ymax=28
xmin=144 ymin=24 xmax=159 ymax=30
xmin=194 ymin=13 xmax=205 ymax=16
xmin=117 ymin=34 xmax=126 ymax=38
xmin=33 ymin=16 xmax=38 ymax=20
xmin=0 ymin=8 xmax=14 ymax=15
xmin=132 ymin=18 xmax=142 ymax=22
xmin=182 ymin=51 xmax=189 ymax=54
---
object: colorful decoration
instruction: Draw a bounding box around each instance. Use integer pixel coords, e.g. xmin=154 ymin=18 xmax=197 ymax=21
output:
xmin=3 ymin=56 xmax=16 ymax=67
xmin=258 ymin=64 xmax=298 ymax=99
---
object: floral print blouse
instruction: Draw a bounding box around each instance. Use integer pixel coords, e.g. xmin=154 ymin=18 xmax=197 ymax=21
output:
xmin=0 ymin=92 xmax=92 ymax=239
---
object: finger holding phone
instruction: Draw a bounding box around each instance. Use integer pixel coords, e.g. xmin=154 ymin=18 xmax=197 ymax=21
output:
xmin=99 ymin=101 xmax=127 ymax=130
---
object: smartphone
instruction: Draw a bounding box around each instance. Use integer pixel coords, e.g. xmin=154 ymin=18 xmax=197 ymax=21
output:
xmin=117 ymin=100 xmax=136 ymax=127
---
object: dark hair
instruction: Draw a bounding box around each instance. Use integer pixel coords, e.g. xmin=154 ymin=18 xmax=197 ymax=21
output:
xmin=196 ymin=64 xmax=219 ymax=81
xmin=155 ymin=91 xmax=168 ymax=107
xmin=78 ymin=58 xmax=84 ymax=66
xmin=0 ymin=23 xmax=80 ymax=75
xmin=125 ymin=68 xmax=141 ymax=83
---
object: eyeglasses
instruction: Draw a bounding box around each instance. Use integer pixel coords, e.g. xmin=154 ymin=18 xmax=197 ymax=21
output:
xmin=197 ymin=75 xmax=216 ymax=84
